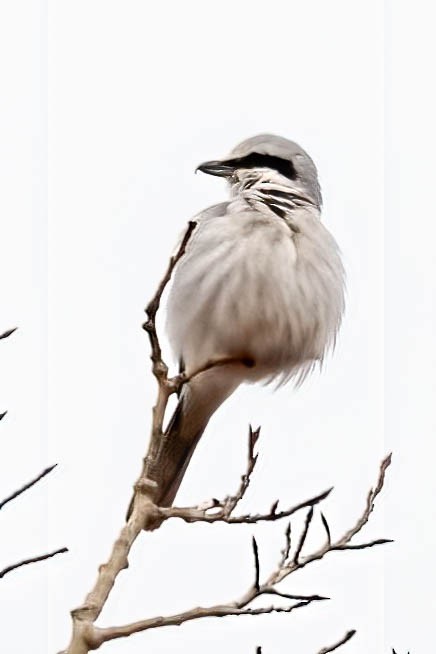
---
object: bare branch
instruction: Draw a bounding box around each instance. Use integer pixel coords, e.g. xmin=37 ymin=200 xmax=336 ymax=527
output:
xmin=170 ymin=355 xmax=256 ymax=393
xmin=142 ymin=221 xmax=197 ymax=384
xmin=59 ymin=221 xmax=392 ymax=653
xmin=0 ymin=464 xmax=57 ymax=511
xmin=161 ymin=486 xmax=332 ymax=526
xmin=0 ymin=327 xmax=17 ymax=340
xmin=331 ymin=539 xmax=393 ymax=551
xmin=293 ymin=506 xmax=314 ymax=564
xmin=225 ymin=425 xmax=260 ymax=516
xmin=262 ymin=588 xmax=328 ymax=601
xmin=320 ymin=512 xmax=331 ymax=546
xmin=256 ymin=628 xmax=356 ymax=654
xmin=316 ymin=629 xmax=356 ymax=653
xmin=279 ymin=521 xmax=292 ymax=567
xmin=157 ymin=427 xmax=332 ymax=525
xmin=0 ymin=411 xmax=7 ymax=422
xmin=0 ymin=547 xmax=68 ymax=579
xmin=267 ymin=456 xmax=392 ymax=589
xmin=130 ymin=221 xmax=198 ymax=509
xmin=61 ymin=453 xmax=390 ymax=652
xmin=252 ymin=536 xmax=260 ymax=591
xmin=90 ymin=596 xmax=323 ymax=648
xmin=338 ymin=453 xmax=392 ymax=544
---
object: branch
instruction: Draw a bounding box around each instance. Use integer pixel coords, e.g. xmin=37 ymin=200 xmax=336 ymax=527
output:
xmin=0 ymin=464 xmax=57 ymax=511
xmin=252 ymin=536 xmax=260 ymax=591
xmin=157 ymin=428 xmax=332 ymax=525
xmin=0 ymin=547 xmax=68 ymax=579
xmin=0 ymin=327 xmax=17 ymax=340
xmin=131 ymin=221 xmax=198 ymax=507
xmin=60 ymin=221 xmax=392 ymax=653
xmin=279 ymin=522 xmax=291 ymax=567
xmin=317 ymin=629 xmax=356 ymax=653
xmin=267 ymin=454 xmax=393 ymax=588
xmin=61 ymin=450 xmax=390 ymax=652
xmin=91 ymin=597 xmax=321 ymax=648
xmin=61 ymin=222 xmax=198 ymax=654
xmin=293 ymin=506 xmax=314 ymax=564
xmin=0 ymin=328 xmax=17 ymax=421
xmin=142 ymin=220 xmax=197 ymax=384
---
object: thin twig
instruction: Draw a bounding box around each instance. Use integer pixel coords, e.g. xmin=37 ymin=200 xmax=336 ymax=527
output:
xmin=293 ymin=506 xmax=314 ymax=564
xmin=59 ymin=222 xmax=392 ymax=653
xmin=0 ymin=464 xmax=57 ymax=511
xmin=0 ymin=411 xmax=7 ymax=422
xmin=91 ymin=597 xmax=323 ymax=648
xmin=331 ymin=539 xmax=393 ymax=551
xmin=320 ymin=512 xmax=331 ymax=546
xmin=60 ymin=453 xmax=390 ymax=652
xmin=61 ymin=223 xmax=198 ymax=654
xmin=317 ymin=629 xmax=356 ymax=653
xmin=262 ymin=589 xmax=328 ymax=601
xmin=142 ymin=221 xmax=197 ymax=383
xmin=252 ymin=537 xmax=260 ymax=591
xmin=170 ymin=355 xmax=255 ymax=391
xmin=157 ymin=428 xmax=332 ymax=525
xmin=225 ymin=425 xmax=260 ymax=516
xmin=0 ymin=547 xmax=68 ymax=579
xmin=279 ymin=521 xmax=292 ymax=567
xmin=135 ymin=221 xmax=198 ymax=503
xmin=0 ymin=327 xmax=17 ymax=340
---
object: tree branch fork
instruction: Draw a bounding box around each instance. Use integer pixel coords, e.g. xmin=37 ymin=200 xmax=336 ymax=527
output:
xmin=60 ymin=222 xmax=392 ymax=653
xmin=62 ymin=426 xmax=391 ymax=653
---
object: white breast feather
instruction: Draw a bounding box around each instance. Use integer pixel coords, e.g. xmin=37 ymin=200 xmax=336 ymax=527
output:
xmin=167 ymin=203 xmax=344 ymax=386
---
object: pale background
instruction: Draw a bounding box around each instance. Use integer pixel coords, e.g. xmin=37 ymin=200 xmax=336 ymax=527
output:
xmin=0 ymin=1 xmax=434 ymax=653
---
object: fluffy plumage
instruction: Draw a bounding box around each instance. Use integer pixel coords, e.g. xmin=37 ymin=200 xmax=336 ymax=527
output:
xmin=149 ymin=135 xmax=345 ymax=507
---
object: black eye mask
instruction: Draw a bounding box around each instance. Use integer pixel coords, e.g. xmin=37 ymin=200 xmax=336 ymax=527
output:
xmin=227 ymin=153 xmax=297 ymax=181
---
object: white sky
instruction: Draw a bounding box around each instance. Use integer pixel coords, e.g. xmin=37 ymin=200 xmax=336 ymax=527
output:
xmin=0 ymin=2 xmax=434 ymax=653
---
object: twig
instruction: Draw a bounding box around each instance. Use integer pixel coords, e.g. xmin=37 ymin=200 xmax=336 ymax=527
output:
xmin=256 ymin=629 xmax=356 ymax=654
xmin=59 ymin=222 xmax=392 ymax=653
xmin=0 ymin=326 xmax=16 ymax=427
xmin=0 ymin=547 xmax=68 ymax=579
xmin=0 ymin=464 xmax=57 ymax=511
xmin=91 ymin=597 xmax=320 ymax=648
xmin=157 ymin=429 xmax=332 ymax=525
xmin=134 ymin=221 xmax=198 ymax=503
xmin=160 ymin=485 xmax=332 ymax=525
xmin=317 ymin=629 xmax=356 ymax=653
xmin=279 ymin=521 xmax=291 ymax=567
xmin=61 ymin=222 xmax=198 ymax=654
xmin=170 ymin=355 xmax=255 ymax=392
xmin=320 ymin=512 xmax=331 ymax=546
xmin=142 ymin=221 xmax=197 ymax=383
xmin=60 ymin=450 xmax=391 ymax=652
xmin=266 ymin=455 xmax=392 ymax=589
xmin=252 ymin=536 xmax=260 ymax=591
xmin=0 ymin=327 xmax=17 ymax=340
xmin=293 ymin=506 xmax=314 ymax=564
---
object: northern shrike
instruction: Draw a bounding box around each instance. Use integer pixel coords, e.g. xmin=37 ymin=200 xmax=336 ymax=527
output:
xmin=144 ymin=134 xmax=344 ymax=509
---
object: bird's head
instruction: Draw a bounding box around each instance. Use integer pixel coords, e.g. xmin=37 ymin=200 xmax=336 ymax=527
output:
xmin=196 ymin=134 xmax=322 ymax=207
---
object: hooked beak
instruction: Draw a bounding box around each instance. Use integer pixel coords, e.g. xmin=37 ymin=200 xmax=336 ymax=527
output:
xmin=195 ymin=160 xmax=235 ymax=178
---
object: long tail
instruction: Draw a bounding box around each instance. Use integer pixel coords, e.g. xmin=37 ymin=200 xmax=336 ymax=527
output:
xmin=126 ymin=366 xmax=241 ymax=518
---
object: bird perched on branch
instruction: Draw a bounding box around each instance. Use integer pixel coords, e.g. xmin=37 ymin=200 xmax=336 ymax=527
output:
xmin=147 ymin=134 xmax=344 ymax=509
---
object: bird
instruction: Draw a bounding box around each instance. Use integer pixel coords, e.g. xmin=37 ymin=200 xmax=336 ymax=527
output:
xmin=133 ymin=134 xmax=345 ymax=514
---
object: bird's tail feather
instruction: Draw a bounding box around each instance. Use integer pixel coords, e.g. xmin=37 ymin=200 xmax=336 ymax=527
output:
xmin=126 ymin=367 xmax=241 ymax=519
